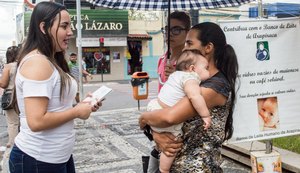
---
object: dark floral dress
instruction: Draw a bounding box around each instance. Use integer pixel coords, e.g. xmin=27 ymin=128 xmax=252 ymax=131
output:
xmin=170 ymin=72 xmax=231 ymax=173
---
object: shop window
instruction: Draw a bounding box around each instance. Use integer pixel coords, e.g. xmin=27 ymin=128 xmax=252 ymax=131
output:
xmin=82 ymin=47 xmax=111 ymax=74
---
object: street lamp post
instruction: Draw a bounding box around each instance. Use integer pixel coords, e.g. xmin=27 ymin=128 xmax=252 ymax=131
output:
xmin=76 ymin=0 xmax=84 ymax=101
xmin=99 ymin=37 xmax=104 ymax=82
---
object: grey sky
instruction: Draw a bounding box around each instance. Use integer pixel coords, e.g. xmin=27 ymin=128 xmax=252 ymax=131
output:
xmin=0 ymin=0 xmax=22 ymax=56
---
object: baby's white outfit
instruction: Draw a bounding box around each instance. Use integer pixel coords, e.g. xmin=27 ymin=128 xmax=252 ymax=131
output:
xmin=147 ymin=71 xmax=201 ymax=136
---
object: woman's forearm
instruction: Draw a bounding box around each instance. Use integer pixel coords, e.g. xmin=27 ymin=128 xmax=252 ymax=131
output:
xmin=140 ymin=108 xmax=174 ymax=128
xmin=25 ymin=97 xmax=93 ymax=132
xmin=140 ymin=87 xmax=226 ymax=128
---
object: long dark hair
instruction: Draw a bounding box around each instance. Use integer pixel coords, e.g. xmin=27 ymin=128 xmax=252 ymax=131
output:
xmin=17 ymin=1 xmax=70 ymax=98
xmin=6 ymin=46 xmax=19 ymax=64
xmin=192 ymin=22 xmax=239 ymax=140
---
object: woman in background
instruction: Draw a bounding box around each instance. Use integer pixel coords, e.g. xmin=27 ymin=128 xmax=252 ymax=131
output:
xmin=146 ymin=11 xmax=191 ymax=173
xmin=158 ymin=11 xmax=191 ymax=91
xmin=0 ymin=46 xmax=19 ymax=148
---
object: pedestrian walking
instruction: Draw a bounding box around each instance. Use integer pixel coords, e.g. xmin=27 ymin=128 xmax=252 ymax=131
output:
xmin=68 ymin=53 xmax=93 ymax=103
xmin=82 ymin=56 xmax=93 ymax=83
xmin=0 ymin=46 xmax=20 ymax=149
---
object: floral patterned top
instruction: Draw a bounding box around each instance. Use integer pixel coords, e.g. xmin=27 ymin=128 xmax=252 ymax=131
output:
xmin=170 ymin=71 xmax=231 ymax=173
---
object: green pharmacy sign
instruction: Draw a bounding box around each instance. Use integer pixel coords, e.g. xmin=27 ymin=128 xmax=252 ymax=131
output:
xmin=24 ymin=9 xmax=129 ymax=37
xmin=69 ymin=9 xmax=128 ymax=37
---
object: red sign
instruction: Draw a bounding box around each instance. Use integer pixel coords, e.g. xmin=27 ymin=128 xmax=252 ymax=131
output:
xmin=94 ymin=52 xmax=103 ymax=61
xmin=99 ymin=37 xmax=104 ymax=43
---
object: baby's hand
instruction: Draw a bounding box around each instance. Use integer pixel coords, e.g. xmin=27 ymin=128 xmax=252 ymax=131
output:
xmin=164 ymin=63 xmax=176 ymax=80
xmin=202 ymin=116 xmax=211 ymax=130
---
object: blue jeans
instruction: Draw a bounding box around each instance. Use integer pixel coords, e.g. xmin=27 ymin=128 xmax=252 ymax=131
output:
xmin=9 ymin=145 xmax=76 ymax=173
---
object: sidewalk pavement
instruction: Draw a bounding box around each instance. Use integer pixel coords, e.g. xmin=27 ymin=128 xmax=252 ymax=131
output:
xmin=0 ymin=110 xmax=7 ymax=173
xmin=2 ymin=106 xmax=300 ymax=172
xmin=1 ymin=107 xmax=251 ymax=173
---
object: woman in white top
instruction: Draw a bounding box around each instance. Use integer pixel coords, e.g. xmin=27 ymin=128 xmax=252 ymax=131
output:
xmin=9 ymin=2 xmax=102 ymax=173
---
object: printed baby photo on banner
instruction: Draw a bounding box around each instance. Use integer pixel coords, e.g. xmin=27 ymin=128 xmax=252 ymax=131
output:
xmin=257 ymin=97 xmax=280 ymax=131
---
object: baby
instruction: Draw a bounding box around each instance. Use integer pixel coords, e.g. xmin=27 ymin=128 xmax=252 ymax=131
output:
xmin=258 ymin=97 xmax=279 ymax=130
xmin=146 ymin=49 xmax=211 ymax=173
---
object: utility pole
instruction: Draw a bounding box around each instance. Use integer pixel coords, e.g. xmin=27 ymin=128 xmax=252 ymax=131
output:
xmin=76 ymin=0 xmax=84 ymax=101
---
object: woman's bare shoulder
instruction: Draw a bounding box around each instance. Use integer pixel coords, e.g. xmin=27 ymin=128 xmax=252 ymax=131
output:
xmin=19 ymin=54 xmax=54 ymax=81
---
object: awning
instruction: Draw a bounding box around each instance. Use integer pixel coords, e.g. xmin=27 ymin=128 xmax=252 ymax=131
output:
xmin=127 ymin=34 xmax=152 ymax=41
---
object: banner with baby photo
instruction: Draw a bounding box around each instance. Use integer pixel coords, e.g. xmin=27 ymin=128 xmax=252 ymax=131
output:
xmin=219 ymin=17 xmax=300 ymax=143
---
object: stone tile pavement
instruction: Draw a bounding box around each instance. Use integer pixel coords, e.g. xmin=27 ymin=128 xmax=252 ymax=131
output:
xmin=1 ymin=107 xmax=251 ymax=173
xmin=72 ymin=107 xmax=250 ymax=173
xmin=73 ymin=108 xmax=149 ymax=173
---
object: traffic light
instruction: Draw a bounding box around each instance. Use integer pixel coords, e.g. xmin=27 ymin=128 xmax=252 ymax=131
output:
xmin=99 ymin=37 xmax=104 ymax=47
xmin=99 ymin=37 xmax=104 ymax=43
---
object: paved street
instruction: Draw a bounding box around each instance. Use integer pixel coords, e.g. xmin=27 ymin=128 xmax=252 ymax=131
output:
xmin=73 ymin=107 xmax=251 ymax=173
xmin=73 ymin=108 xmax=149 ymax=172
xmin=0 ymin=80 xmax=251 ymax=173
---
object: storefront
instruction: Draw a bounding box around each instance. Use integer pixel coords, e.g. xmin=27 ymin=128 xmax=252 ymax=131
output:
xmin=69 ymin=9 xmax=156 ymax=81
xmin=21 ymin=8 xmax=159 ymax=82
xmin=67 ymin=9 xmax=129 ymax=81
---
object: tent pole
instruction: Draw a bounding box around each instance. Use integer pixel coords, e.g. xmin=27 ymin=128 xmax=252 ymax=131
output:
xmin=259 ymin=0 xmax=272 ymax=154
xmin=167 ymin=0 xmax=171 ymax=59
xmin=258 ymin=0 xmax=263 ymax=18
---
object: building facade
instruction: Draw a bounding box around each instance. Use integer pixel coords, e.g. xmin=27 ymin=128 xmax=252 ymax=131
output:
xmin=22 ymin=1 xmax=300 ymax=82
xmin=65 ymin=9 xmax=165 ymax=81
xmin=21 ymin=1 xmax=165 ymax=82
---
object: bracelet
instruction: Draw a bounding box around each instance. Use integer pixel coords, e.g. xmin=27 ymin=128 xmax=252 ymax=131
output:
xmin=201 ymin=115 xmax=211 ymax=118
